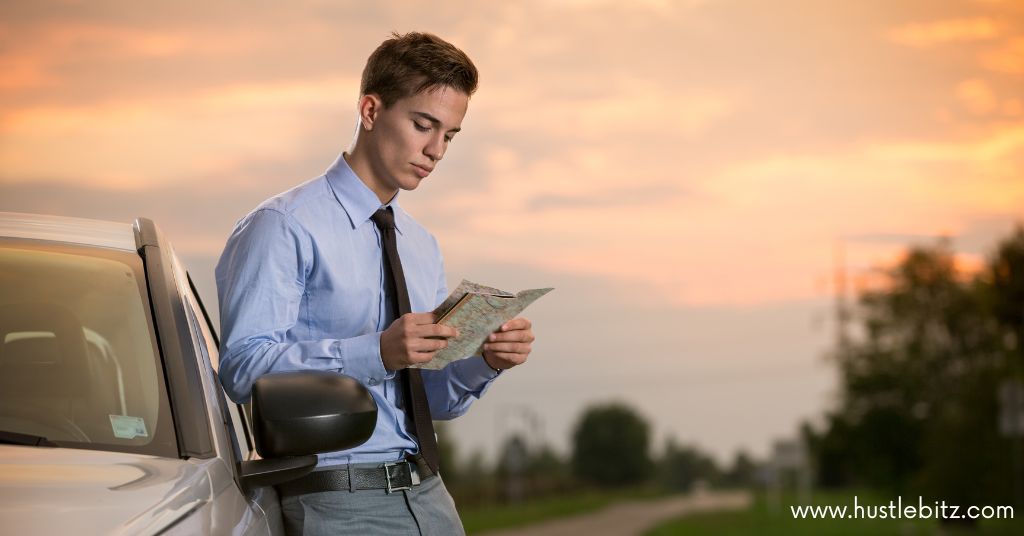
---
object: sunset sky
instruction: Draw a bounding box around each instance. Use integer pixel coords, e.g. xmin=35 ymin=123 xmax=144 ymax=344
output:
xmin=2 ymin=0 xmax=1023 ymax=463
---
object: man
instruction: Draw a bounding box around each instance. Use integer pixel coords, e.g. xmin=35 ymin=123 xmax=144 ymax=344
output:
xmin=215 ymin=32 xmax=535 ymax=535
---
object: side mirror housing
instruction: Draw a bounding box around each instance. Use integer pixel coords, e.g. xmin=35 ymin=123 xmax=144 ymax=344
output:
xmin=251 ymin=370 xmax=377 ymax=457
xmin=239 ymin=371 xmax=377 ymax=489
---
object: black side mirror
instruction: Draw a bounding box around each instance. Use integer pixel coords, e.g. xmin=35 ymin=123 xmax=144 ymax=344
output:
xmin=239 ymin=371 xmax=377 ymax=489
xmin=252 ymin=370 xmax=377 ymax=456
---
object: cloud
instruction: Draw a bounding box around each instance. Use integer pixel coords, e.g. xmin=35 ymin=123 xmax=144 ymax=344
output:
xmin=888 ymin=17 xmax=1000 ymax=48
xmin=434 ymin=258 xmax=835 ymax=462
xmin=429 ymin=125 xmax=1021 ymax=305
xmin=981 ymin=36 xmax=1024 ymax=74
xmin=955 ymin=78 xmax=999 ymax=115
xmin=843 ymin=232 xmax=950 ymax=244
xmin=526 ymin=183 xmax=688 ymax=211
xmin=868 ymin=124 xmax=1024 ymax=164
xmin=473 ymin=80 xmax=738 ymax=144
xmin=542 ymin=0 xmax=704 ymax=12
xmin=3 ymin=0 xmax=1023 ymax=465
xmin=0 ymin=52 xmax=55 ymax=91
xmin=0 ymin=76 xmax=358 ymax=189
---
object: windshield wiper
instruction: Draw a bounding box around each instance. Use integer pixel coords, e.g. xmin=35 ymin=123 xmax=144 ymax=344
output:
xmin=0 ymin=430 xmax=59 ymax=447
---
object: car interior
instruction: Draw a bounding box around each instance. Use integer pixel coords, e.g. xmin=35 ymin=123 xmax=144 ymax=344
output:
xmin=0 ymin=300 xmax=149 ymax=449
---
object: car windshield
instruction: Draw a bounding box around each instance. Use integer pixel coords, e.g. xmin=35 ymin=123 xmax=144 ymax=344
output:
xmin=0 ymin=239 xmax=177 ymax=457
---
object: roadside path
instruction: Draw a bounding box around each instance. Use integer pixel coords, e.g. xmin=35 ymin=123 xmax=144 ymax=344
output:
xmin=478 ymin=490 xmax=752 ymax=536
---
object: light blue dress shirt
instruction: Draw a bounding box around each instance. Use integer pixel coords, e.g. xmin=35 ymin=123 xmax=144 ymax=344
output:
xmin=215 ymin=154 xmax=500 ymax=467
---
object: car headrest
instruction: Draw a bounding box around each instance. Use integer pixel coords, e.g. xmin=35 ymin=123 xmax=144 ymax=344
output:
xmin=0 ymin=302 xmax=91 ymax=398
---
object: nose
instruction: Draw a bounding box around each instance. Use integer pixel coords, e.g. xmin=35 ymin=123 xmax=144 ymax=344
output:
xmin=424 ymin=134 xmax=445 ymax=162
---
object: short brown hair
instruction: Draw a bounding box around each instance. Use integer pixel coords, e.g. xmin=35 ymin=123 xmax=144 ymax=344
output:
xmin=361 ymin=31 xmax=479 ymax=107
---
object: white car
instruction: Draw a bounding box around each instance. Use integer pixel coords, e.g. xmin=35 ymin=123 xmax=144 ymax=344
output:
xmin=0 ymin=212 xmax=377 ymax=535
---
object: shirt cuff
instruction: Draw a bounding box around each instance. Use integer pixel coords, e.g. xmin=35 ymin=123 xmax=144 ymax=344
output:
xmin=335 ymin=332 xmax=391 ymax=387
xmin=448 ymin=356 xmax=502 ymax=390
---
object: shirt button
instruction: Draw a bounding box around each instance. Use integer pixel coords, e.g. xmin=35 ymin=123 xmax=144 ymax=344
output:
xmin=367 ymin=378 xmax=379 ymax=386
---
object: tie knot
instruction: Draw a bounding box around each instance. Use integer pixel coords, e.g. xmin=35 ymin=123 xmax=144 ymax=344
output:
xmin=371 ymin=207 xmax=395 ymax=230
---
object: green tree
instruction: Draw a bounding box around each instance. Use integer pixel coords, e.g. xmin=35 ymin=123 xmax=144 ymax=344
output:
xmin=721 ymin=449 xmax=758 ymax=489
xmin=810 ymin=228 xmax=1024 ymax=517
xmin=832 ymin=244 xmax=973 ymax=490
xmin=571 ymin=402 xmax=652 ymax=487
xmin=436 ymin=421 xmax=461 ymax=485
xmin=526 ymin=445 xmax=572 ymax=494
xmin=989 ymin=226 xmax=1024 ymax=344
xmin=658 ymin=438 xmax=720 ymax=491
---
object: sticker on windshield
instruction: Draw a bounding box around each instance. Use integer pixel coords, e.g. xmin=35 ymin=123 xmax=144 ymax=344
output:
xmin=109 ymin=415 xmax=149 ymax=439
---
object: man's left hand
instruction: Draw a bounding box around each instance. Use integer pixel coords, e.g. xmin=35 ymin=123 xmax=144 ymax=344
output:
xmin=482 ymin=317 xmax=534 ymax=371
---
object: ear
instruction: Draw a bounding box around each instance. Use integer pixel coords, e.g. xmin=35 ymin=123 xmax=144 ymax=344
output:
xmin=358 ymin=94 xmax=384 ymax=131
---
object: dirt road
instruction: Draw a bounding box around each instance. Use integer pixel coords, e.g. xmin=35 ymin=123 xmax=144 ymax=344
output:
xmin=478 ymin=490 xmax=752 ymax=536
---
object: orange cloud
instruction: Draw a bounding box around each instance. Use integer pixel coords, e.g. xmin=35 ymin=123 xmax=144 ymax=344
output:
xmin=0 ymin=19 xmax=259 ymax=98
xmin=1004 ymin=99 xmax=1023 ymax=116
xmin=419 ymin=121 xmax=1024 ymax=307
xmin=475 ymin=81 xmax=737 ymax=142
xmin=889 ymin=18 xmax=1000 ymax=48
xmin=5 ymin=1 xmax=1023 ymax=311
xmin=38 ymin=21 xmax=190 ymax=57
xmin=981 ymin=36 xmax=1024 ymax=74
xmin=955 ymin=79 xmax=998 ymax=115
xmin=868 ymin=124 xmax=1024 ymax=165
xmin=0 ymin=77 xmax=358 ymax=190
xmin=0 ymin=53 xmax=54 ymax=90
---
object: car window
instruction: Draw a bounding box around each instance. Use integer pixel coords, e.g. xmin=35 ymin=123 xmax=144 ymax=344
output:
xmin=0 ymin=239 xmax=177 ymax=457
xmin=175 ymin=262 xmax=254 ymax=460
xmin=182 ymin=289 xmax=251 ymax=461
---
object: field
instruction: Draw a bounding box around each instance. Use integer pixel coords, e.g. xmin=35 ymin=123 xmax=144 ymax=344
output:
xmin=460 ymin=487 xmax=665 ymax=534
xmin=645 ymin=490 xmax=1023 ymax=536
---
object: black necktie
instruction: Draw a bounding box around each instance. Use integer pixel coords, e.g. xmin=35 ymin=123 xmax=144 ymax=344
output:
xmin=371 ymin=206 xmax=440 ymax=473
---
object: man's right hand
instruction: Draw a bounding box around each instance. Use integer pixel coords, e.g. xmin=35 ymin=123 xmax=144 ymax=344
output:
xmin=380 ymin=313 xmax=459 ymax=371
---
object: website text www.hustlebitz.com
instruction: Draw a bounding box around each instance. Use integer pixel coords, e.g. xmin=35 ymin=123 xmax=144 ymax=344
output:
xmin=791 ymin=496 xmax=1013 ymax=521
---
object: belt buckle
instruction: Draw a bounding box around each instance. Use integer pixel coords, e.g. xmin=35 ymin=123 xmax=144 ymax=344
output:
xmin=384 ymin=461 xmax=412 ymax=494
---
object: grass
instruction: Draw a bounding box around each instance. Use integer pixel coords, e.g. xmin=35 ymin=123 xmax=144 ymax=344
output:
xmin=645 ymin=489 xmax=1024 ymax=536
xmin=461 ymin=486 xmax=665 ymax=534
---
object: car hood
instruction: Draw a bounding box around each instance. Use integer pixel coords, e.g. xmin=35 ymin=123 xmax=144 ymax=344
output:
xmin=0 ymin=444 xmax=216 ymax=535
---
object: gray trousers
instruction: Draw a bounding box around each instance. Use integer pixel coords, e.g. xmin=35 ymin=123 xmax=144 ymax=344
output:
xmin=280 ymin=472 xmax=465 ymax=536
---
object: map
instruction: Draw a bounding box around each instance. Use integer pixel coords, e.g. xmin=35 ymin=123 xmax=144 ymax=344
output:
xmin=412 ymin=279 xmax=553 ymax=370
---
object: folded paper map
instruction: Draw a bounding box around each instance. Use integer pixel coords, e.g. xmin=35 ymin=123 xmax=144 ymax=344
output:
xmin=412 ymin=279 xmax=553 ymax=370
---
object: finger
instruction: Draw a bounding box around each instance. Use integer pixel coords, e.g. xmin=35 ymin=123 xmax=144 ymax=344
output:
xmin=483 ymin=342 xmax=531 ymax=354
xmin=417 ymin=323 xmax=459 ymax=339
xmin=403 ymin=312 xmax=438 ymax=326
xmin=488 ymin=330 xmax=534 ymax=343
xmin=499 ymin=317 xmax=532 ymax=332
xmin=409 ymin=350 xmax=438 ymax=364
xmin=412 ymin=337 xmax=449 ymax=352
xmin=483 ymin=351 xmax=527 ymax=365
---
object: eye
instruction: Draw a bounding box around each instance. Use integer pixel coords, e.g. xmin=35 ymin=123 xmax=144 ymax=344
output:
xmin=444 ymin=135 xmax=454 ymax=143
xmin=413 ymin=122 xmax=430 ymax=132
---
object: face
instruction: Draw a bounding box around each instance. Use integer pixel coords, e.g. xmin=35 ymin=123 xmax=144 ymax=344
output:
xmin=360 ymin=86 xmax=469 ymax=198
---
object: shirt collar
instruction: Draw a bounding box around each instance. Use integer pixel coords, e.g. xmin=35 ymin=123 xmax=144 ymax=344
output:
xmin=325 ymin=153 xmax=405 ymax=234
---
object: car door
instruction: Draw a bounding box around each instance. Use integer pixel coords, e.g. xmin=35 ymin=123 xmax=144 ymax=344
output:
xmin=174 ymin=253 xmax=285 ymax=536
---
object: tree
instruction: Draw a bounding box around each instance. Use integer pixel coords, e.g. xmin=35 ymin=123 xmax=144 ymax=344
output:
xmin=809 ymin=228 xmax=1024 ymax=519
xmin=435 ymin=421 xmax=461 ymax=485
xmin=496 ymin=434 xmax=573 ymax=500
xmin=721 ymin=449 xmax=758 ymax=489
xmin=989 ymin=226 xmax=1024 ymax=344
xmin=497 ymin=434 xmax=530 ymax=501
xmin=571 ymin=402 xmax=652 ymax=487
xmin=658 ymin=438 xmax=720 ymax=491
xmin=830 ymin=243 xmax=973 ymax=491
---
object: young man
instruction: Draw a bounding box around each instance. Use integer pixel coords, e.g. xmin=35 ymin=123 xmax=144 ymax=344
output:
xmin=215 ymin=32 xmax=535 ymax=535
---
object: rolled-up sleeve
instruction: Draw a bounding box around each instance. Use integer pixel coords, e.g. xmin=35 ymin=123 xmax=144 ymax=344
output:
xmin=421 ymin=356 xmax=500 ymax=420
xmin=215 ymin=208 xmax=387 ymax=403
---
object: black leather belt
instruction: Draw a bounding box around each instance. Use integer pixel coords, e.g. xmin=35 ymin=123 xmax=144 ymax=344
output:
xmin=277 ymin=454 xmax=435 ymax=496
